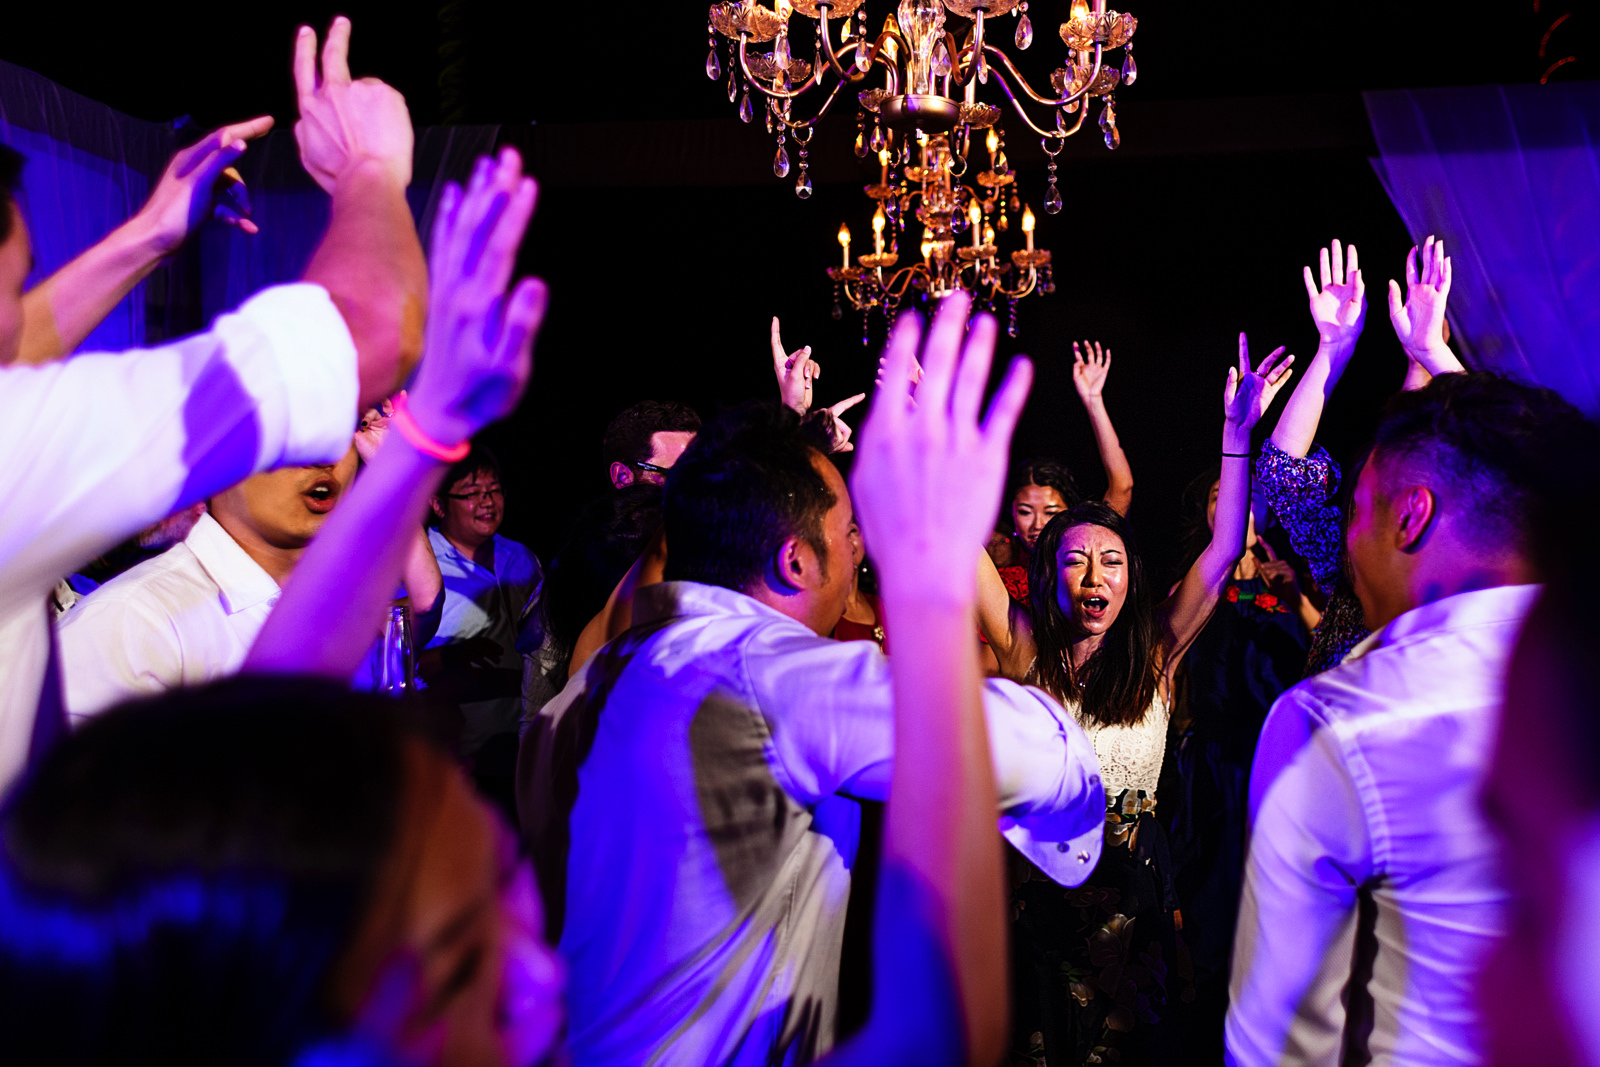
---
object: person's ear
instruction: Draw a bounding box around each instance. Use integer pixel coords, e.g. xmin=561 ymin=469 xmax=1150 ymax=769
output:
xmin=1394 ymin=485 xmax=1437 ymax=552
xmin=771 ymin=536 xmax=812 ymax=594
xmin=430 ymin=496 xmax=445 ymax=521
xmin=610 ymin=462 xmax=634 ymax=489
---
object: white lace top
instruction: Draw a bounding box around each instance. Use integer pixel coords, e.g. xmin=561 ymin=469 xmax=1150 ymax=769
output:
xmin=1026 ymin=659 xmax=1170 ymax=797
xmin=1067 ymin=693 xmax=1170 ymax=797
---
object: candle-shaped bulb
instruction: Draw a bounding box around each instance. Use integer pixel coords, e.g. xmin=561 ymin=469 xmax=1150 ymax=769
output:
xmin=839 ymin=223 xmax=852 ymax=247
xmin=968 ymin=200 xmax=983 ymax=227
xmin=986 ymin=128 xmax=1000 ymax=157
xmin=873 ymin=207 xmax=887 ymax=235
xmin=1021 ymin=205 xmax=1036 ymax=232
xmin=1070 ymin=0 xmax=1089 ymax=18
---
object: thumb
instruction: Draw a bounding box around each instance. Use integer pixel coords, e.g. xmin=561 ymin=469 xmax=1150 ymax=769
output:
xmin=1386 ymin=279 xmax=1405 ymax=323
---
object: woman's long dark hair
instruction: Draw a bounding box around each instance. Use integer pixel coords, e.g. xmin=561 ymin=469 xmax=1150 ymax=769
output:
xmin=1028 ymin=500 xmax=1159 ymax=727
xmin=1171 ymin=463 xmax=1223 ymax=587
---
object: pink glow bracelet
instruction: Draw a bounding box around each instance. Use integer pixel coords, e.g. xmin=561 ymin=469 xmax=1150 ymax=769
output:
xmin=390 ymin=394 xmax=470 ymax=463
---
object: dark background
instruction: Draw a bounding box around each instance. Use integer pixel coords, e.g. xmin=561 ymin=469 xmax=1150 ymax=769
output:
xmin=6 ymin=1 xmax=1596 ymax=576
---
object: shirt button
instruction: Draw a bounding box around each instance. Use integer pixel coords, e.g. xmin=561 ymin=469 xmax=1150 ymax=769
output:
xmin=1077 ymin=851 xmax=1091 ymax=863
xmin=1056 ymin=842 xmax=1069 ymax=852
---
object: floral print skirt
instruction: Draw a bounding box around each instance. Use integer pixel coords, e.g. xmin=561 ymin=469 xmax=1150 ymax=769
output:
xmin=1010 ymin=793 xmax=1193 ymax=1066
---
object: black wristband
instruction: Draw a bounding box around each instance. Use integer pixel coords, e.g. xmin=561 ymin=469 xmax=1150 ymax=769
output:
xmin=1221 ymin=451 xmax=1252 ymax=459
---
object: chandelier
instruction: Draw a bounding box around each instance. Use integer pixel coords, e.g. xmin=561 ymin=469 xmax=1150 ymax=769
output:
xmin=706 ymin=0 xmax=1138 ymax=337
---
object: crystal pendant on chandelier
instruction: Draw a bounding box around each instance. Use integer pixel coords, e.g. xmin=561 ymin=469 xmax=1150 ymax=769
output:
xmin=1121 ymin=50 xmax=1138 ymax=86
xmin=727 ymin=73 xmax=738 ymax=103
xmin=855 ymin=130 xmax=867 ymax=157
xmin=706 ymin=47 xmax=721 ymax=81
xmin=1100 ymin=100 xmax=1119 ymax=149
xmin=1016 ymin=13 xmax=1033 ymax=49
xmin=774 ymin=27 xmax=791 ymax=70
xmin=774 ymin=146 xmax=791 ymax=178
xmin=869 ymin=125 xmax=887 ymax=153
xmin=796 ymin=170 xmax=813 ymax=199
xmin=1044 ymin=183 xmax=1063 ymax=214
xmin=739 ymin=93 xmax=754 ymax=123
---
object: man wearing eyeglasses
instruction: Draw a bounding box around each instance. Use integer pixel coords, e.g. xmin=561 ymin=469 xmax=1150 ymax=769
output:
xmin=422 ymin=443 xmax=543 ymax=764
xmin=604 ymin=400 xmax=702 ymax=489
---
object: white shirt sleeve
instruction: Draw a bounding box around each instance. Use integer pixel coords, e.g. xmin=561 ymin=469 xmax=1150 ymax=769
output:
xmin=746 ymin=628 xmax=1106 ymax=886
xmin=0 ymin=283 xmax=358 ymax=604
xmin=1226 ymin=689 xmax=1376 ymax=1067
xmin=58 ymin=592 xmax=185 ymax=721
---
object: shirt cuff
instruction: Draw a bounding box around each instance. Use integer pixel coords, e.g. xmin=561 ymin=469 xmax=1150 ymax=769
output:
xmin=212 ymin=283 xmax=360 ymax=470
xmin=1001 ymin=811 xmax=1104 ymax=887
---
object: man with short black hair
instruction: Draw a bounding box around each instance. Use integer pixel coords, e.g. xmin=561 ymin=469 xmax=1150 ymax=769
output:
xmin=520 ymin=300 xmax=1106 ymax=1067
xmin=602 ymin=399 xmax=701 ymax=488
xmin=422 ymin=443 xmax=542 ymax=757
xmin=1228 ymin=371 xmax=1600 ymax=1067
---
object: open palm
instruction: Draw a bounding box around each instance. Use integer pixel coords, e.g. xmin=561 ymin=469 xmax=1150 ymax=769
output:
xmin=1303 ymin=239 xmax=1366 ymax=348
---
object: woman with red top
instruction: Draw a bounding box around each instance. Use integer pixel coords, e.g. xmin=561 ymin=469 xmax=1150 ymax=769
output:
xmin=1000 ymin=340 xmax=1136 ymax=604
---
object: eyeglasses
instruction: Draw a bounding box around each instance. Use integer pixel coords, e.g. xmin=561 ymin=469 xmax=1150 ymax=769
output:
xmin=631 ymin=461 xmax=670 ymax=475
xmin=445 ymin=486 xmax=504 ymax=503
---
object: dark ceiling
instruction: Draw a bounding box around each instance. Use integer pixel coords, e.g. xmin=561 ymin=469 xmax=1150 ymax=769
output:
xmin=4 ymin=1 xmax=1594 ymax=131
xmin=5 ymin=2 xmax=1597 ymax=565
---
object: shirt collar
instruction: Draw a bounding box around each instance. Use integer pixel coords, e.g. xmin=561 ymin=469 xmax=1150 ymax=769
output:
xmin=428 ymin=527 xmax=499 ymax=574
xmin=183 ymin=512 xmax=281 ymax=615
xmin=634 ymin=581 xmax=804 ymax=629
xmin=1347 ymin=583 xmax=1543 ymax=663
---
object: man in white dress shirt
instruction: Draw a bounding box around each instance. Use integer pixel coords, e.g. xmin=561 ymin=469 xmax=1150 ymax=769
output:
xmin=1227 ymin=372 xmax=1598 ymax=1066
xmin=0 ymin=19 xmax=427 ymax=797
xmin=519 ymin=401 xmax=1107 ymax=1067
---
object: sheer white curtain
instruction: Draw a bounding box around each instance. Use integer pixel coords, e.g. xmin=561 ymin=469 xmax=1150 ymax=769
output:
xmin=1366 ymin=83 xmax=1600 ymax=415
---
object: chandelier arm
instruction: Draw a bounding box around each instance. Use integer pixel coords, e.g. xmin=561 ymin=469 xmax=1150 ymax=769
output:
xmin=992 ymin=267 xmax=1038 ymax=300
xmin=738 ymin=33 xmax=823 ymax=101
xmin=947 ymin=32 xmax=978 ymax=90
xmin=984 ymin=64 xmax=1087 ymax=141
xmin=816 ymin=6 xmax=853 ymax=81
xmin=741 ymin=30 xmax=903 ymax=103
xmin=981 ymin=41 xmax=1104 ymax=108
xmin=776 ymin=75 xmax=854 ymax=129
xmin=884 ymin=266 xmax=924 ymax=299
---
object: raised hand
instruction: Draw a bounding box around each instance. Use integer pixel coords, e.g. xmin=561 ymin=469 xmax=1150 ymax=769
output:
xmin=353 ymin=394 xmax=400 ymax=463
xmin=772 ymin=317 xmax=821 ymax=414
xmin=293 ymin=17 xmax=414 ymax=193
xmin=1303 ymin=238 xmax=1367 ymax=351
xmin=1387 ymin=235 xmax=1461 ymax=376
xmin=854 ymin=294 xmax=1033 ymax=603
xmin=807 ymin=393 xmax=868 ymax=453
xmin=1071 ymin=339 xmax=1113 ymax=403
xmin=135 ymin=117 xmax=275 ymax=255
xmin=1224 ymin=333 xmax=1295 ymax=433
xmin=406 ymin=148 xmax=546 ymax=447
xmin=1256 ymin=540 xmax=1303 ymax=606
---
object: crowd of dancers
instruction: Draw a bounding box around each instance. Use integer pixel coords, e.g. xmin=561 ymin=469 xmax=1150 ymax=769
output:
xmin=1 ymin=17 xmax=1597 ymax=1067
